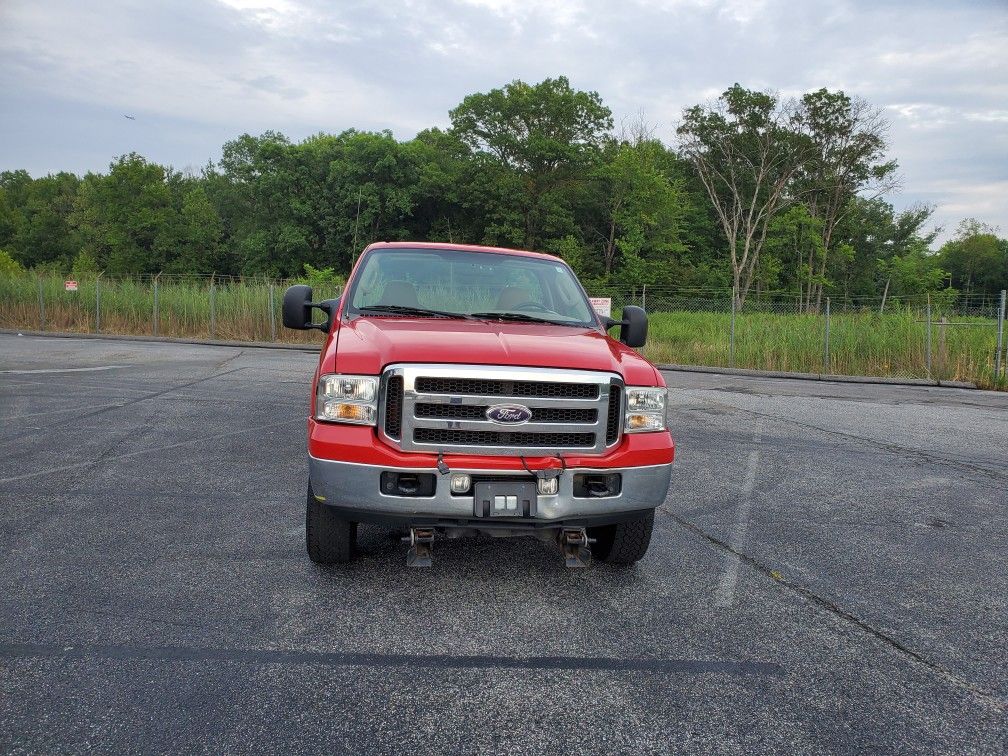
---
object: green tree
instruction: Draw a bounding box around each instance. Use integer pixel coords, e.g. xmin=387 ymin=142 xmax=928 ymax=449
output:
xmin=588 ymin=138 xmax=686 ymax=285
xmin=407 ymin=128 xmax=469 ymax=244
xmin=0 ymin=170 xmax=82 ymax=269
xmin=70 ymin=249 xmax=99 ymax=275
xmin=165 ymin=187 xmax=226 ymax=274
xmin=0 ymin=248 xmax=23 ymax=275
xmin=877 ymin=238 xmax=948 ymax=299
xmin=217 ymin=131 xmax=302 ymax=276
xmin=832 ymin=199 xmax=936 ymax=300
xmin=761 ymin=204 xmax=825 ymax=296
xmin=70 ymin=154 xmax=178 ymax=275
xmin=0 ymin=171 xmax=32 ymax=261
xmin=677 ymin=85 xmax=809 ymax=308
xmin=450 ymin=76 xmax=613 ymax=250
xmin=795 ymin=89 xmax=898 ymax=309
xmin=938 ymin=219 xmax=1006 ymax=297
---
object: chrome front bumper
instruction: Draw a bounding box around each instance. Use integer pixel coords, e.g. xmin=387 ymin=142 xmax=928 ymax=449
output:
xmin=308 ymin=455 xmax=672 ymax=526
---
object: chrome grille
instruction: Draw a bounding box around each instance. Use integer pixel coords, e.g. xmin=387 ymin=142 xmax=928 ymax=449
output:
xmin=414 ymin=429 xmax=596 ymax=447
xmin=384 ymin=376 xmax=403 ymax=439
xmin=606 ymin=385 xmax=622 ymax=444
xmin=415 ymin=377 xmax=599 ymax=399
xmin=415 ymin=403 xmax=598 ymax=424
xmin=380 ymin=364 xmax=622 ymax=456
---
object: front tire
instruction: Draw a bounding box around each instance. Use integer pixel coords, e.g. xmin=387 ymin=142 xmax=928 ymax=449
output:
xmin=589 ymin=511 xmax=655 ymax=565
xmin=306 ymin=484 xmax=357 ymax=565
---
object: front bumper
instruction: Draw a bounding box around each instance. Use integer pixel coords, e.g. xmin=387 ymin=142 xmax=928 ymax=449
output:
xmin=308 ymin=455 xmax=673 ymax=529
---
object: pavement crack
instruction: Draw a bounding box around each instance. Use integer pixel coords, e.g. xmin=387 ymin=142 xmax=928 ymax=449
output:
xmin=0 ymin=642 xmax=785 ymax=677
xmin=0 ymin=367 xmax=247 ymax=446
xmin=0 ymin=418 xmax=302 ymax=484
xmin=705 ymin=401 xmax=1007 ymax=484
xmin=214 ymin=350 xmax=244 ymax=370
xmin=669 ymin=513 xmax=1008 ymax=713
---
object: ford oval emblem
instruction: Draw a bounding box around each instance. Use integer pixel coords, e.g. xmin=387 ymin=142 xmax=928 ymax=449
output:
xmin=485 ymin=403 xmax=532 ymax=425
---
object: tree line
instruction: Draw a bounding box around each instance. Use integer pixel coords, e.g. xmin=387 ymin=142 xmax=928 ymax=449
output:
xmin=1 ymin=76 xmax=1005 ymax=308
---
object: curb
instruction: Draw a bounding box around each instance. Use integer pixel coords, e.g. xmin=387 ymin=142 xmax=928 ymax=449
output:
xmin=1 ymin=329 xmax=320 ymax=353
xmin=1 ymin=329 xmax=982 ymax=390
xmin=656 ymin=362 xmax=977 ymax=390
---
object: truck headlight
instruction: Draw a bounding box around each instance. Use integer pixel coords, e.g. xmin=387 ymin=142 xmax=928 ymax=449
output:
xmin=316 ymin=375 xmax=378 ymax=425
xmin=624 ymin=387 xmax=667 ymax=433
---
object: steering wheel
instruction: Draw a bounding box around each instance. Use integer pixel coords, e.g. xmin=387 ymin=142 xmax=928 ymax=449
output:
xmin=509 ymin=301 xmax=560 ymax=315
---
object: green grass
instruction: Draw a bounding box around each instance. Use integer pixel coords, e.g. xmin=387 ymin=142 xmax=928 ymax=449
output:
xmin=2 ymin=273 xmax=1004 ymax=389
xmin=0 ymin=273 xmax=331 ymax=345
xmin=642 ymin=310 xmax=1004 ymax=388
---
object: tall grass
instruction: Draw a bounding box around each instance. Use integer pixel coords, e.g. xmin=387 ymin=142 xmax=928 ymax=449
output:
xmin=642 ymin=309 xmax=1003 ymax=388
xmin=1 ymin=273 xmax=1003 ymax=389
xmin=0 ymin=272 xmax=330 ymax=345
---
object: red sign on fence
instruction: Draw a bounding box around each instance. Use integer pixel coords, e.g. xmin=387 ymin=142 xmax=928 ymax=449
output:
xmin=64 ymin=280 xmax=78 ymax=292
xmin=589 ymin=297 xmax=612 ymax=317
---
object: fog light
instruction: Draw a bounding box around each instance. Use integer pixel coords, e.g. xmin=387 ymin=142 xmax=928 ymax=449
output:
xmin=450 ymin=474 xmax=472 ymax=494
xmin=625 ymin=412 xmax=665 ymax=432
xmin=537 ymin=476 xmax=559 ymax=496
xmin=319 ymin=401 xmax=376 ymax=424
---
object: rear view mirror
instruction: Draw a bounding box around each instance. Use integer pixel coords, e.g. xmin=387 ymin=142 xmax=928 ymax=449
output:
xmin=282 ymin=285 xmax=339 ymax=332
xmin=282 ymin=284 xmax=313 ymax=329
xmin=605 ymin=306 xmax=648 ymax=348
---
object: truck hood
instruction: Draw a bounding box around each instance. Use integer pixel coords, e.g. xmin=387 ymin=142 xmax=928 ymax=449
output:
xmin=329 ymin=316 xmax=660 ymax=386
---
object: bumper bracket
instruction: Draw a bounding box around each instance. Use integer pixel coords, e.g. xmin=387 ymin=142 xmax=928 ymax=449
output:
xmin=559 ymin=528 xmax=593 ymax=568
xmin=403 ymin=527 xmax=435 ymax=568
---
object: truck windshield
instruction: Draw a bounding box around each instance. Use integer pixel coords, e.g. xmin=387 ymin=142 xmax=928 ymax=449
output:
xmin=346 ymin=248 xmax=599 ymax=327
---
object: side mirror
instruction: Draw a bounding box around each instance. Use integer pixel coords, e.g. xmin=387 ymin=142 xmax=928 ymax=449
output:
xmin=282 ymin=284 xmax=339 ymax=332
xmin=605 ymin=306 xmax=648 ymax=348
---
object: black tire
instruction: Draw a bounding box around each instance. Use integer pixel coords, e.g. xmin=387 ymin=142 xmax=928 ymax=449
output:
xmin=305 ymin=484 xmax=357 ymax=565
xmin=589 ymin=510 xmax=655 ymax=565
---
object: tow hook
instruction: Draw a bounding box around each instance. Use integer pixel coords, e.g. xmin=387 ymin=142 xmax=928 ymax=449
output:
xmin=403 ymin=527 xmax=435 ymax=568
xmin=559 ymin=528 xmax=593 ymax=568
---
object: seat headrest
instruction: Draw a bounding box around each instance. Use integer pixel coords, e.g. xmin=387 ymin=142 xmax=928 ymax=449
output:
xmin=379 ymin=280 xmax=420 ymax=308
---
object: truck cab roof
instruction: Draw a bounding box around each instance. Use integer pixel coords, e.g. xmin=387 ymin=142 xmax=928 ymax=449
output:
xmin=362 ymin=241 xmax=562 ymax=263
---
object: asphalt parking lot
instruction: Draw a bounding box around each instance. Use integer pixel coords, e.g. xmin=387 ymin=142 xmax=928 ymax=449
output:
xmin=1 ymin=333 xmax=1006 ymax=754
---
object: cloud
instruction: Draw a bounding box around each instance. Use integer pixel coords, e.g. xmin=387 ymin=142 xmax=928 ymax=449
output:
xmin=0 ymin=0 xmax=1005 ymax=242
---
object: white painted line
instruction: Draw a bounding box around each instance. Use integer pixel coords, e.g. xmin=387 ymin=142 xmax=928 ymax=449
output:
xmin=0 ymin=365 xmax=130 ymax=375
xmin=714 ymin=441 xmax=761 ymax=608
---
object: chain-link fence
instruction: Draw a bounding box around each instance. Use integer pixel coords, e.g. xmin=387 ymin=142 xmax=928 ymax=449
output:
xmin=0 ymin=272 xmax=338 ymax=346
xmin=587 ymin=286 xmax=1006 ymax=388
xmin=1 ymin=273 xmax=1005 ymax=388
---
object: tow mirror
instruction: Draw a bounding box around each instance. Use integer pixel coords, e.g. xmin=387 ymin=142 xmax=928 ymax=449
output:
xmin=604 ymin=306 xmax=648 ymax=348
xmin=282 ymin=285 xmax=339 ymax=332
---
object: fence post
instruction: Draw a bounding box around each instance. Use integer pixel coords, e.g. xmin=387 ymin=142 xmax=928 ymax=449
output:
xmin=641 ymin=284 xmax=646 ymax=311
xmin=269 ymin=283 xmax=277 ymax=342
xmin=926 ymin=293 xmax=932 ymax=379
xmin=37 ymin=277 xmax=45 ymax=331
xmin=996 ymin=289 xmax=1006 ymax=381
xmin=823 ymin=296 xmax=831 ymax=375
xmin=938 ymin=316 xmax=947 ymax=378
xmin=729 ymin=286 xmax=737 ymax=368
xmin=95 ymin=273 xmax=103 ymax=333
xmin=210 ymin=277 xmax=216 ymax=339
xmin=152 ymin=275 xmax=160 ymax=337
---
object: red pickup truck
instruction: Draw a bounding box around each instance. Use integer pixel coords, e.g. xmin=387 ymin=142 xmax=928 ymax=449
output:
xmin=283 ymin=242 xmax=674 ymax=567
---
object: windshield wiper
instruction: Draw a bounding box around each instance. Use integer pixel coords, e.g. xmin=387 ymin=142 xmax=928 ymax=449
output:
xmin=358 ymin=304 xmax=479 ymax=320
xmin=470 ymin=311 xmax=573 ymax=326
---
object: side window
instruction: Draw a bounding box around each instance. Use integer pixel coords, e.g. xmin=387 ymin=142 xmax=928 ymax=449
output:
xmin=354 ymin=262 xmax=385 ymax=308
xmin=549 ymin=266 xmax=585 ymax=318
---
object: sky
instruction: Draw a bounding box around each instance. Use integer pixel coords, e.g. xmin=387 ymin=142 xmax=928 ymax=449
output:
xmin=1 ymin=0 xmax=1006 ymax=244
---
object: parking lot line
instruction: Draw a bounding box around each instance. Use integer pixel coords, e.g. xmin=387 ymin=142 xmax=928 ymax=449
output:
xmin=0 ymin=365 xmax=130 ymax=374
